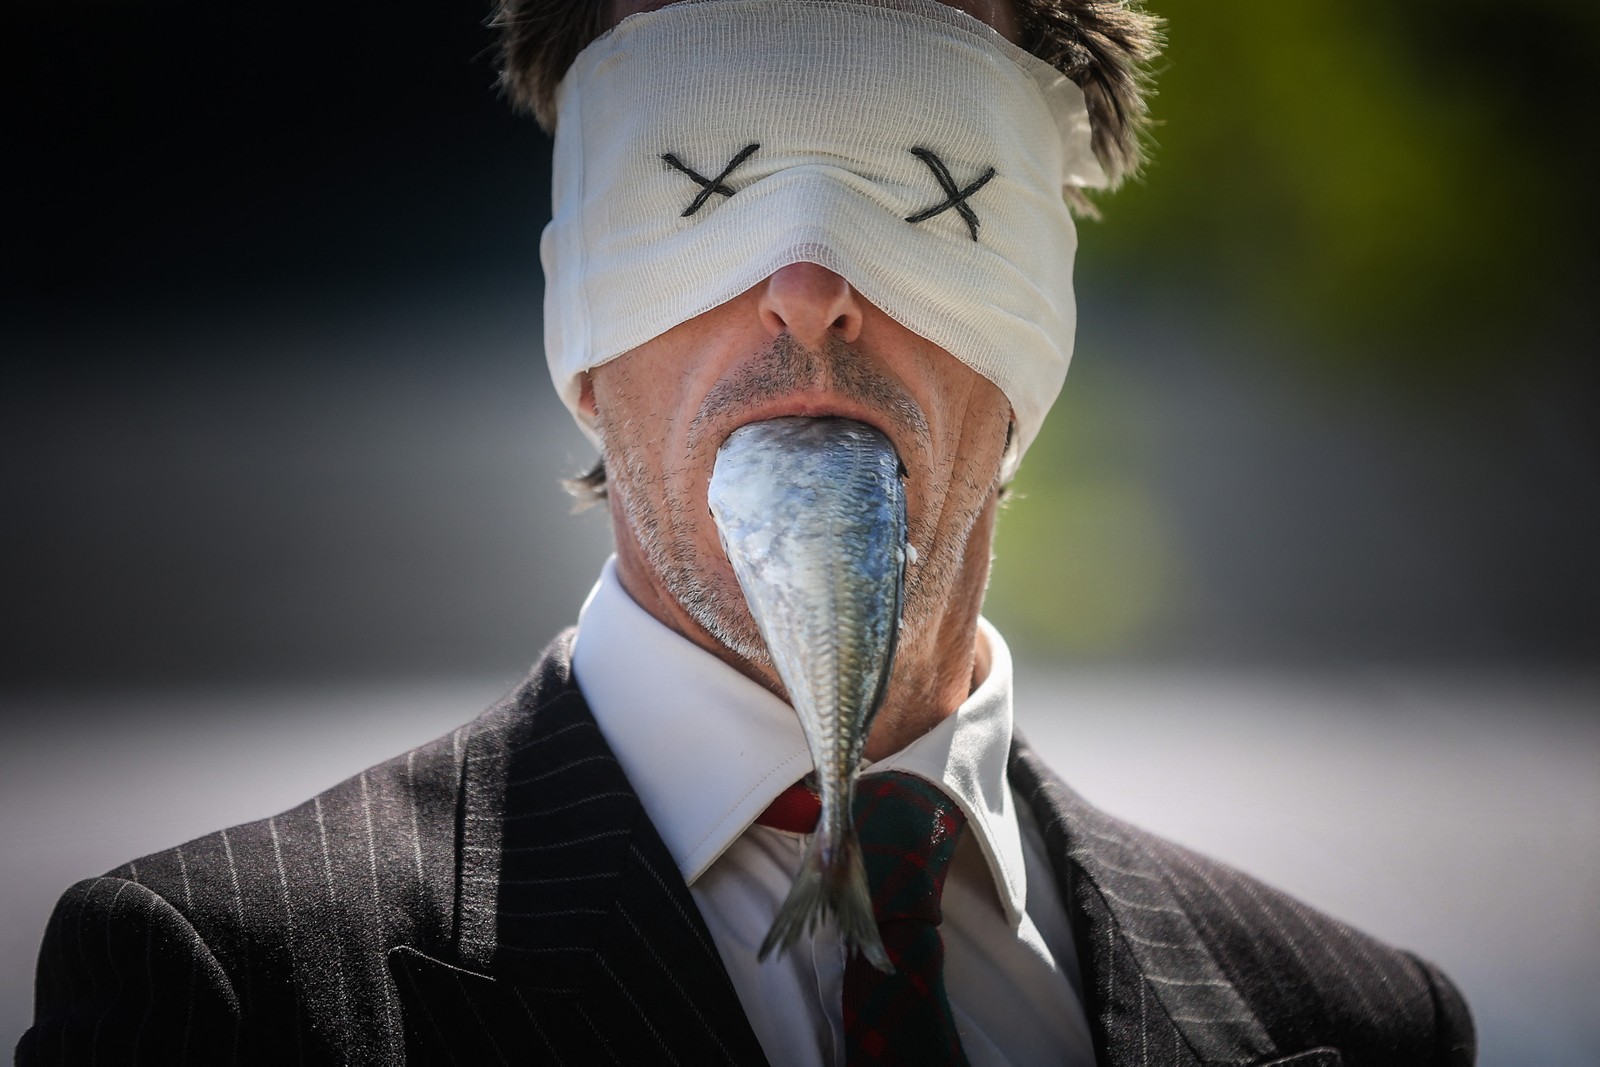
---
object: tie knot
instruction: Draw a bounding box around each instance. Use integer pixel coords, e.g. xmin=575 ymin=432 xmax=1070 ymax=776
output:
xmin=852 ymin=773 xmax=967 ymax=924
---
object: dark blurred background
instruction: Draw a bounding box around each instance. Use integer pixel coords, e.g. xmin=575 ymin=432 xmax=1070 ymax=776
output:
xmin=7 ymin=0 xmax=1599 ymax=1059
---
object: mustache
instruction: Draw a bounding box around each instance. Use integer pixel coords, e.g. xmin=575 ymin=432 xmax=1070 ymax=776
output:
xmin=687 ymin=334 xmax=927 ymax=450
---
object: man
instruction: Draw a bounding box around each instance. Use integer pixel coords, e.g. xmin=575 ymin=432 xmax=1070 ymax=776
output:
xmin=20 ymin=0 xmax=1475 ymax=1064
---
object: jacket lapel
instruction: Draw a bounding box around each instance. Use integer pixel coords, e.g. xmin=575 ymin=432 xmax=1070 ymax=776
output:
xmin=1010 ymin=736 xmax=1283 ymax=1066
xmin=389 ymin=635 xmax=1324 ymax=1066
xmin=390 ymin=634 xmax=769 ymax=1066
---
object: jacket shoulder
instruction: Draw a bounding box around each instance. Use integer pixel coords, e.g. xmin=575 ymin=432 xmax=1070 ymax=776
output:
xmin=23 ymin=633 xmax=609 ymax=1064
xmin=110 ymin=631 xmax=586 ymax=952
xmin=1142 ymin=827 xmax=1474 ymax=1064
xmin=111 ymin=721 xmax=469 ymax=966
xmin=1011 ymin=743 xmax=1475 ymax=1065
xmin=40 ymin=722 xmax=472 ymax=1063
xmin=20 ymin=875 xmax=241 ymax=1065
xmin=101 ymin=633 xmax=581 ymax=978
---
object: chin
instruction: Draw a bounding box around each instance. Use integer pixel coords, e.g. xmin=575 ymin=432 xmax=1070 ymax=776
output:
xmin=664 ymin=561 xmax=772 ymax=667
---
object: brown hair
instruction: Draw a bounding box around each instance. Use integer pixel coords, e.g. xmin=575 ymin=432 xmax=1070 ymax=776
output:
xmin=491 ymin=0 xmax=1164 ymax=189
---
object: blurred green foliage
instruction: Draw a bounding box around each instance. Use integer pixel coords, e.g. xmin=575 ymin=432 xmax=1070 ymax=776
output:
xmin=1083 ymin=0 xmax=1599 ymax=376
xmin=989 ymin=0 xmax=1600 ymax=658
xmin=988 ymin=377 xmax=1181 ymax=659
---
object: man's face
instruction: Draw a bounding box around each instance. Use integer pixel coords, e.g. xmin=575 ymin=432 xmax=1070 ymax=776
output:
xmin=587 ymin=0 xmax=1024 ymax=682
xmin=587 ymin=264 xmax=1013 ymax=669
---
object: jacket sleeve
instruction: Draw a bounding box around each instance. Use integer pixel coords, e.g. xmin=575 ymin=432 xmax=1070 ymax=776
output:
xmin=16 ymin=876 xmax=241 ymax=1067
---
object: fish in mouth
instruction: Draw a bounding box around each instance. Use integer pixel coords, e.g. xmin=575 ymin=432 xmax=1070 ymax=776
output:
xmin=708 ymin=416 xmax=908 ymax=972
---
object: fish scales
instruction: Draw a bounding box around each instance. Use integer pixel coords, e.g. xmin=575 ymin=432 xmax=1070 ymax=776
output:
xmin=708 ymin=416 xmax=906 ymax=972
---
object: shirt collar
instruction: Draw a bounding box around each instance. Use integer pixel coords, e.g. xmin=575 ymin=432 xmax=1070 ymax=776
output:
xmin=571 ymin=557 xmax=1028 ymax=924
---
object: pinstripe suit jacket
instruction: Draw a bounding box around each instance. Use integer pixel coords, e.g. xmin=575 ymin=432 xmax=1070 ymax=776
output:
xmin=19 ymin=632 xmax=1474 ymax=1066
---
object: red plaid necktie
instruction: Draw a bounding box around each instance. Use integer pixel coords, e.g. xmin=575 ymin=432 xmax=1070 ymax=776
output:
xmin=842 ymin=773 xmax=971 ymax=1066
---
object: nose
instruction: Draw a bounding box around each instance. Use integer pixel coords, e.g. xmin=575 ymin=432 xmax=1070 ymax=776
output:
xmin=757 ymin=263 xmax=864 ymax=347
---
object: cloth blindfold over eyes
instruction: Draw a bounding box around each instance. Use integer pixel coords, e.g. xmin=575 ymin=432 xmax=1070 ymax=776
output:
xmin=542 ymin=0 xmax=1107 ymax=462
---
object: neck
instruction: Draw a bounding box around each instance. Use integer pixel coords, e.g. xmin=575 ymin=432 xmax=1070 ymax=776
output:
xmin=609 ymin=493 xmax=1000 ymax=764
xmin=861 ymin=496 xmax=997 ymax=760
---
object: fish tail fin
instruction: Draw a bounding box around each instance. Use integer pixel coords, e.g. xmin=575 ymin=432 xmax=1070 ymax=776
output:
xmin=832 ymin=826 xmax=892 ymax=973
xmin=758 ymin=825 xmax=892 ymax=973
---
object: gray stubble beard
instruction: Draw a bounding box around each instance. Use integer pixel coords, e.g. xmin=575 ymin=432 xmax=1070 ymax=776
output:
xmin=596 ymin=332 xmax=987 ymax=671
xmin=601 ymin=424 xmax=774 ymax=667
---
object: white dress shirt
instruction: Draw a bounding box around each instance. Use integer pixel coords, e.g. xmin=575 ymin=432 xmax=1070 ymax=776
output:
xmin=571 ymin=558 xmax=1094 ymax=1066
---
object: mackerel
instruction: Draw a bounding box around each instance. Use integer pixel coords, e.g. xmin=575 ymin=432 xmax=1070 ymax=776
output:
xmin=708 ymin=416 xmax=907 ymax=972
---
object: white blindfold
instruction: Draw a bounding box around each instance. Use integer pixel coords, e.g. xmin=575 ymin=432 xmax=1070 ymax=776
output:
xmin=542 ymin=0 xmax=1107 ymax=461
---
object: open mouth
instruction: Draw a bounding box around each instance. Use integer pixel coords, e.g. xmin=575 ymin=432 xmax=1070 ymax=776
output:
xmin=713 ymin=400 xmax=916 ymax=468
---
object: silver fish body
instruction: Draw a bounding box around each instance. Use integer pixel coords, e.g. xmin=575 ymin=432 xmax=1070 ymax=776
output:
xmin=708 ymin=416 xmax=906 ymax=972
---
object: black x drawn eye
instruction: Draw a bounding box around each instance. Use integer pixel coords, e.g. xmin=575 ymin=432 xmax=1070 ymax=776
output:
xmin=904 ymin=147 xmax=996 ymax=241
xmin=661 ymin=143 xmax=761 ymax=217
